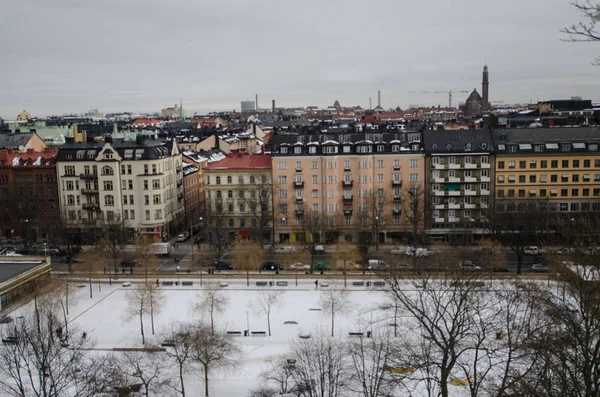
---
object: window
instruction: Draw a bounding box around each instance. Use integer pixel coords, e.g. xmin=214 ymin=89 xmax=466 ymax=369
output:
xmin=481 ymin=183 xmax=489 ymax=191
xmin=530 ymin=160 xmax=537 ymax=168
xmin=432 ymin=157 xmax=441 ymax=165
xmin=497 ymin=175 xmax=505 ymax=183
xmin=103 ymin=181 xmax=113 ymax=191
xmin=144 ymin=165 xmax=149 ymax=174
xmin=481 ymin=156 xmax=488 ymax=164
xmin=409 ymin=173 xmax=418 ymax=182
xmin=498 ymin=161 xmax=505 ymax=169
xmin=508 ymin=190 xmax=515 ymax=197
xmin=228 ymin=204 xmax=233 ymax=213
xmin=239 ymin=204 xmax=245 ymax=213
xmin=144 ymin=195 xmax=149 ymax=205
xmin=143 ymin=180 xmax=148 ymax=190
xmin=540 ymin=189 xmax=547 ymax=197
xmin=312 ymin=175 xmax=318 ymax=184
xmin=508 ymin=161 xmax=515 ymax=169
xmin=312 ymin=190 xmax=318 ymax=198
xmin=152 ymin=164 xmax=157 ymax=174
xmin=153 ymin=194 xmax=161 ymax=204
xmin=583 ymin=188 xmax=590 ymax=196
xmin=409 ymin=159 xmax=418 ymax=168
xmin=123 ymin=195 xmax=128 ymax=205
xmin=562 ymin=175 xmax=569 ymax=183
xmin=312 ymin=204 xmax=319 ymax=212
xmin=572 ymin=174 xmax=579 ymax=182
xmin=498 ymin=190 xmax=505 ymax=197
xmin=560 ymin=203 xmax=568 ymax=211
xmin=152 ymin=179 xmax=160 ymax=189
xmin=529 ymin=175 xmax=536 ymax=183
xmin=145 ymin=210 xmax=150 ymax=220
xmin=105 ymin=195 xmax=114 ymax=206
xmin=534 ymin=145 xmax=544 ymax=152
xmin=448 ymin=170 xmax=456 ymax=178
xmin=377 ymin=174 xmax=384 ymax=182
xmin=571 ymin=203 xmax=580 ymax=211
xmin=311 ymin=161 xmax=318 ymax=169
xmin=584 ymin=159 xmax=591 ymax=167
xmin=519 ymin=161 xmax=526 ymax=169
xmin=127 ymin=165 xmax=132 ymax=175
xmin=573 ymin=160 xmax=580 ymax=168
xmin=226 ymin=176 xmax=232 ymax=184
xmin=101 ymin=166 xmax=114 ymax=176
xmin=344 ymin=160 xmax=351 ymax=170
xmin=278 ymin=162 xmax=287 ymax=170
xmin=279 ymin=204 xmax=288 ymax=213
xmin=343 ymin=146 xmax=351 ymax=153
xmin=67 ymin=195 xmax=75 ymax=205
xmin=394 ymin=160 xmax=400 ymax=170
xmin=308 ymin=146 xmax=317 ymax=154
xmin=561 ymin=189 xmax=568 ymax=197
xmin=561 ymin=144 xmax=571 ymax=152
xmin=130 ymin=195 xmax=134 ymax=204
xmin=227 ymin=190 xmax=233 ymax=198
xmin=551 ymin=174 xmax=558 ymax=182
xmin=551 ymin=160 xmax=558 ymax=168
xmin=541 ymin=160 xmax=547 ymax=168
xmin=377 ymin=160 xmax=384 ymax=168
xmin=572 ymin=189 xmax=579 ymax=196
xmin=216 ymin=176 xmax=221 ymax=185
xmin=519 ymin=176 xmax=526 ymax=183
xmin=518 ymin=190 xmax=525 ymax=197
xmin=130 ymin=210 xmax=135 ymax=220
xmin=279 ymin=190 xmax=287 ymax=198
xmin=278 ymin=176 xmax=287 ymax=184
xmin=448 ymin=157 xmax=456 ymax=164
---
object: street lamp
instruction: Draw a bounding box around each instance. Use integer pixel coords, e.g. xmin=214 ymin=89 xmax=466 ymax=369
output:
xmin=43 ymin=243 xmax=48 ymax=257
xmin=281 ymin=218 xmax=286 ymax=244
xmin=176 ymin=265 xmax=180 ymax=285
xmin=375 ymin=216 xmax=379 ymax=251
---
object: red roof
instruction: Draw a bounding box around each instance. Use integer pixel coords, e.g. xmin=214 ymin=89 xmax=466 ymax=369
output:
xmin=204 ymin=152 xmax=271 ymax=170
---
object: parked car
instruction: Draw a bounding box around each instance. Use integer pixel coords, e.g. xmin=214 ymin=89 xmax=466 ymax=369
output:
xmin=459 ymin=260 xmax=481 ymax=271
xmin=262 ymin=261 xmax=283 ymax=271
xmin=532 ymin=263 xmax=549 ymax=273
xmin=390 ymin=247 xmax=406 ymax=255
xmin=366 ymin=259 xmax=386 ymax=270
xmin=557 ymin=247 xmax=576 ymax=254
xmin=176 ymin=233 xmax=190 ymax=242
xmin=122 ymin=282 xmax=132 ymax=287
xmin=291 ymin=263 xmax=311 ymax=271
xmin=524 ymin=246 xmax=539 ymax=255
xmin=314 ymin=262 xmax=330 ymax=271
xmin=275 ymin=246 xmax=296 ymax=254
xmin=312 ymin=245 xmax=325 ymax=254
xmin=492 ymin=266 xmax=510 ymax=273
xmin=406 ymin=248 xmax=429 ymax=258
xmin=214 ymin=261 xmax=233 ymax=270
xmin=120 ymin=258 xmax=138 ymax=267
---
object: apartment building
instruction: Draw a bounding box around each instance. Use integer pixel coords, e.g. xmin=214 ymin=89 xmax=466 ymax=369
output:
xmin=204 ymin=151 xmax=272 ymax=242
xmin=422 ymin=130 xmax=495 ymax=242
xmin=271 ymin=132 xmax=425 ymax=245
xmin=56 ymin=136 xmax=185 ymax=242
xmin=493 ymin=127 xmax=600 ymax=221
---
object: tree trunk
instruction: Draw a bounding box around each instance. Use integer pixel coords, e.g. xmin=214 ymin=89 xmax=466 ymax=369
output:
xmin=267 ymin=311 xmax=271 ymax=336
xmin=210 ymin=306 xmax=215 ymax=335
xmin=140 ymin=312 xmax=145 ymax=345
xmin=246 ymin=270 xmax=249 ymax=287
xmin=179 ymin=362 xmax=186 ymax=397
xmin=150 ymin=298 xmax=155 ymax=335
xmin=516 ymin=250 xmax=523 ymax=275
xmin=331 ymin=303 xmax=335 ymax=337
xmin=204 ymin=364 xmax=209 ymax=397
xmin=89 ymin=273 xmax=93 ymax=299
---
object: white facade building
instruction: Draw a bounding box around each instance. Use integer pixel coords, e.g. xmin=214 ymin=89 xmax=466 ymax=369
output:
xmin=56 ymin=136 xmax=185 ymax=241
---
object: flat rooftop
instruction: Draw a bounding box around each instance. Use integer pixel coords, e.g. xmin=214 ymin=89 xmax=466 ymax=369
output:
xmin=0 ymin=259 xmax=48 ymax=285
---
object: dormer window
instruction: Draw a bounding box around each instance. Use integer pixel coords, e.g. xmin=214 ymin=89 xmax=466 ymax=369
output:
xmin=391 ymin=145 xmax=400 ymax=152
xmin=465 ymin=143 xmax=472 ymax=151
xmin=281 ymin=147 xmax=289 ymax=154
xmin=309 ymin=146 xmax=317 ymax=154
xmin=323 ymin=146 xmax=338 ymax=154
xmin=446 ymin=144 xmax=453 ymax=150
xmin=377 ymin=145 xmax=385 ymax=152
xmin=561 ymin=144 xmax=571 ymax=152
xmin=343 ymin=146 xmax=351 ymax=153
xmin=294 ymin=146 xmax=302 ymax=154
xmin=357 ymin=145 xmax=372 ymax=154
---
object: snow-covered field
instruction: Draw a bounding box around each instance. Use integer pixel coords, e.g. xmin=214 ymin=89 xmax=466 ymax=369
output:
xmin=3 ymin=278 xmax=403 ymax=396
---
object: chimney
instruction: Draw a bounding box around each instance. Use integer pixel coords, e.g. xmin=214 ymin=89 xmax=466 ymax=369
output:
xmin=369 ymin=97 xmax=372 ymax=110
xmin=378 ymin=90 xmax=381 ymax=107
xmin=65 ymin=136 xmax=75 ymax=143
xmin=252 ymin=123 xmax=256 ymax=136
xmin=272 ymin=99 xmax=275 ymax=114
xmin=255 ymin=94 xmax=258 ymax=110
xmin=105 ymin=136 xmax=113 ymax=144
xmin=86 ymin=135 xmax=94 ymax=143
xmin=82 ymin=130 xmax=87 ymax=143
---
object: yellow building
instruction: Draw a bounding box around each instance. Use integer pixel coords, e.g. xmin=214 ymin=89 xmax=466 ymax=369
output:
xmin=493 ymin=128 xmax=600 ymax=217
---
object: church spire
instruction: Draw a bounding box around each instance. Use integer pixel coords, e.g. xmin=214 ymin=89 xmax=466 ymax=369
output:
xmin=179 ymin=98 xmax=184 ymax=120
xmin=482 ymin=65 xmax=490 ymax=112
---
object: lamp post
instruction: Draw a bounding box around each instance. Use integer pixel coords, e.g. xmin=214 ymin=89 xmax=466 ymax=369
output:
xmin=281 ymin=218 xmax=286 ymax=244
xmin=43 ymin=243 xmax=48 ymax=257
xmin=375 ymin=216 xmax=379 ymax=252
xmin=176 ymin=265 xmax=180 ymax=285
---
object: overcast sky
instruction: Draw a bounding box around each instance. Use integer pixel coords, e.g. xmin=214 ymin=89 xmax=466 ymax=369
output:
xmin=1 ymin=0 xmax=598 ymax=118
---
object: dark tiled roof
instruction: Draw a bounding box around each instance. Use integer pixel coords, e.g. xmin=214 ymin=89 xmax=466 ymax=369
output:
xmin=492 ymin=127 xmax=600 ymax=144
xmin=57 ymin=139 xmax=172 ymax=161
xmin=273 ymin=132 xmax=422 ymax=146
xmin=422 ymin=129 xmax=494 ymax=153
xmin=0 ymin=133 xmax=35 ymax=149
xmin=205 ymin=153 xmax=271 ymax=170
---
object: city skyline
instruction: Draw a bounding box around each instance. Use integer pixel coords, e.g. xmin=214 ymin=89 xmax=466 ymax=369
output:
xmin=2 ymin=0 xmax=599 ymax=118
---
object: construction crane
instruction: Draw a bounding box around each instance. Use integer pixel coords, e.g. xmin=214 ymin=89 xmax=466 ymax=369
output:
xmin=407 ymin=90 xmax=469 ymax=108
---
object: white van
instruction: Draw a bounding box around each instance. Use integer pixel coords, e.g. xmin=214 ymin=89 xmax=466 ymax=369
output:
xmin=275 ymin=246 xmax=296 ymax=253
xmin=524 ymin=246 xmax=539 ymax=256
xmin=367 ymin=259 xmax=386 ymax=270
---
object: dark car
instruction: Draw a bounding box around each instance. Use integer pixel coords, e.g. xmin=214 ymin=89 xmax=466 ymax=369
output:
xmin=262 ymin=261 xmax=283 ymax=271
xmin=215 ymin=261 xmax=233 ymax=270
xmin=120 ymin=258 xmax=138 ymax=267
xmin=492 ymin=266 xmax=510 ymax=273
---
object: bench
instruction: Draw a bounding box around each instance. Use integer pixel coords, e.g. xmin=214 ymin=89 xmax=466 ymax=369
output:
xmin=251 ymin=331 xmax=266 ymax=336
xmin=219 ymin=282 xmax=229 ymax=288
xmin=256 ymin=281 xmax=268 ymax=286
xmin=284 ymin=321 xmax=298 ymax=325
xmin=299 ymin=334 xmax=311 ymax=339
xmin=276 ymin=281 xmax=288 ymax=286
xmin=373 ymin=281 xmax=385 ymax=287
xmin=161 ymin=340 xmax=176 ymax=347
xmin=320 ymin=283 xmax=329 ymax=287
xmin=226 ymin=331 xmax=242 ymax=336
xmin=181 ymin=281 xmax=193 ymax=286
xmin=287 ymin=359 xmax=296 ymax=367
xmin=2 ymin=337 xmax=18 ymax=345
xmin=162 ymin=281 xmax=174 ymax=286
xmin=309 ymin=308 xmax=322 ymax=311
xmin=352 ymin=281 xmax=365 ymax=286
xmin=349 ymin=332 xmax=364 ymax=337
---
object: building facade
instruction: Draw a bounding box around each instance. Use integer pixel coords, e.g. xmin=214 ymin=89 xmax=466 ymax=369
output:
xmin=493 ymin=127 xmax=600 ymax=225
xmin=204 ymin=152 xmax=273 ymax=243
xmin=56 ymin=136 xmax=185 ymax=242
xmin=422 ymin=129 xmax=495 ymax=243
xmin=0 ymin=149 xmax=58 ymax=247
xmin=182 ymin=162 xmax=201 ymax=229
xmin=271 ymin=132 xmax=425 ymax=245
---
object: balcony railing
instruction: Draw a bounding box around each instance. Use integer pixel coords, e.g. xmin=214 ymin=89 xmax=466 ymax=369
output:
xmin=81 ymin=188 xmax=99 ymax=195
xmin=342 ymin=196 xmax=353 ymax=203
xmin=393 ymin=209 xmax=401 ymax=214
xmin=293 ymin=181 xmax=304 ymax=188
xmin=392 ymin=180 xmax=402 ymax=187
xmin=343 ymin=208 xmax=353 ymax=215
xmin=295 ymin=209 xmax=304 ymax=216
xmin=81 ymin=218 xmax=97 ymax=225
xmin=79 ymin=173 xmax=98 ymax=180
xmin=393 ymin=195 xmax=401 ymax=201
xmin=295 ymin=168 xmax=302 ymax=172
xmin=342 ymin=180 xmax=353 ymax=187
xmin=295 ymin=197 xmax=303 ymax=202
xmin=82 ymin=203 xmax=99 ymax=211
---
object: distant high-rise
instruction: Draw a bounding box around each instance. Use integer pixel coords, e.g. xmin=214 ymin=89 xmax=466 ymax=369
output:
xmin=241 ymin=100 xmax=256 ymax=113
xmin=482 ymin=65 xmax=490 ymax=112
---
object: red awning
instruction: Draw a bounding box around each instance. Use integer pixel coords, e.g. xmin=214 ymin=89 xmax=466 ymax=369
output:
xmin=238 ymin=230 xmax=252 ymax=237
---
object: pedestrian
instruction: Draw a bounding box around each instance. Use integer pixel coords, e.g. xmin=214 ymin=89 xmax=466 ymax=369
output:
xmin=174 ymin=243 xmax=178 ymax=250
xmin=82 ymin=331 xmax=87 ymax=339
xmin=156 ymin=279 xmax=159 ymax=287
xmin=315 ymin=280 xmax=319 ymax=289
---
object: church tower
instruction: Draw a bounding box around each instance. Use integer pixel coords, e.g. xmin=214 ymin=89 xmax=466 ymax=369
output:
xmin=482 ymin=65 xmax=490 ymax=112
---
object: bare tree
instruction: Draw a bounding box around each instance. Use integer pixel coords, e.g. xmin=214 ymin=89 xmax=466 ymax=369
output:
xmin=0 ymin=309 xmax=114 ymax=397
xmin=147 ymin=284 xmax=163 ymax=335
xmin=242 ymin=178 xmax=275 ymax=244
xmin=299 ymin=210 xmax=325 ymax=270
xmin=38 ymin=279 xmax=76 ymax=335
xmin=190 ymin=323 xmax=241 ymax=397
xmin=320 ymin=288 xmax=350 ymax=337
xmin=400 ymin=182 xmax=428 ymax=270
xmin=124 ymin=286 xmax=151 ymax=345
xmin=330 ymin=241 xmax=362 ymax=286
xmin=162 ymin=322 xmax=196 ymax=397
xmin=254 ymin=290 xmax=283 ymax=336
xmin=561 ymin=0 xmax=600 ymax=65
xmin=256 ymin=357 xmax=297 ymax=395
xmin=195 ymin=284 xmax=229 ymax=335
xmin=234 ymin=241 xmax=264 ymax=286
xmin=348 ymin=331 xmax=397 ymax=397
xmin=290 ymin=331 xmax=351 ymax=397
xmin=133 ymin=235 xmax=159 ymax=285
xmin=80 ymin=245 xmax=103 ymax=299
xmin=114 ymin=350 xmax=171 ymax=397
xmin=205 ymin=199 xmax=232 ymax=262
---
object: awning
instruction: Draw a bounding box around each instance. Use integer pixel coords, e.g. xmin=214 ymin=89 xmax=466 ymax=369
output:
xmin=529 ymin=190 xmax=536 ymax=194
xmin=444 ymin=183 xmax=460 ymax=191
xmin=238 ymin=230 xmax=252 ymax=237
xmin=550 ymin=189 xmax=558 ymax=194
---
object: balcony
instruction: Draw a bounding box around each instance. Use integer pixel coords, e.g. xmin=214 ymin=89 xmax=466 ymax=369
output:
xmin=81 ymin=188 xmax=99 ymax=195
xmin=295 ymin=197 xmax=303 ymax=202
xmin=79 ymin=173 xmax=98 ymax=180
xmin=434 ymin=204 xmax=445 ymax=209
xmin=480 ymin=203 xmax=489 ymax=209
xmin=481 ymin=163 xmax=491 ymax=169
xmin=342 ymin=196 xmax=353 ymax=203
xmin=177 ymin=180 xmax=183 ymax=187
xmin=433 ymin=164 xmax=446 ymax=170
xmin=81 ymin=218 xmax=97 ymax=225
xmin=481 ymin=190 xmax=490 ymax=196
xmin=464 ymin=190 xmax=477 ymax=196
xmin=448 ymin=217 xmax=461 ymax=223
xmin=342 ymin=180 xmax=353 ymax=188
xmin=176 ymin=165 xmax=182 ymax=172
xmin=480 ymin=176 xmax=490 ymax=182
xmin=392 ymin=180 xmax=402 ymax=187
xmin=393 ymin=209 xmax=401 ymax=215
xmin=343 ymin=208 xmax=353 ymax=215
xmin=82 ymin=203 xmax=99 ymax=211
xmin=295 ymin=167 xmax=303 ymax=172
xmin=393 ymin=165 xmax=401 ymax=170
xmin=448 ymin=190 xmax=461 ymax=196
xmin=393 ymin=195 xmax=401 ymax=201
xmin=447 ymin=177 xmax=460 ymax=183
xmin=434 ymin=190 xmax=445 ymax=196
xmin=62 ymin=173 xmax=78 ymax=178
xmin=293 ymin=181 xmax=304 ymax=188
xmin=464 ymin=203 xmax=476 ymax=209
xmin=464 ymin=163 xmax=477 ymax=169
xmin=448 ymin=163 xmax=460 ymax=169
xmin=343 ymin=167 xmax=351 ymax=171
xmin=433 ymin=177 xmax=445 ymax=183
xmin=434 ymin=217 xmax=445 ymax=223
xmin=295 ymin=209 xmax=304 ymax=216
xmin=448 ymin=203 xmax=460 ymax=209
xmin=464 ymin=176 xmax=477 ymax=183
